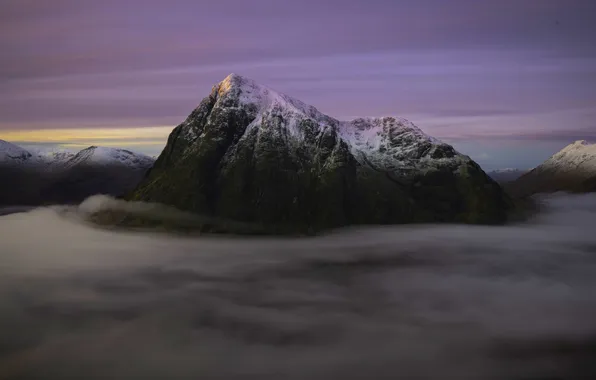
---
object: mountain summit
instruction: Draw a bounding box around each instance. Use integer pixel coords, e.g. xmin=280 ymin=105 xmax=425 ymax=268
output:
xmin=129 ymin=74 xmax=511 ymax=232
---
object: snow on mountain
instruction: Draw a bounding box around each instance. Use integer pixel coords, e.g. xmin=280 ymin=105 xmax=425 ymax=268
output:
xmin=183 ymin=73 xmax=337 ymax=142
xmin=535 ymin=140 xmax=596 ymax=175
xmin=1 ymin=142 xmax=156 ymax=206
xmin=1 ymin=141 xmax=78 ymax=167
xmin=1 ymin=140 xmax=154 ymax=171
xmin=27 ymin=147 xmax=77 ymax=166
xmin=339 ymin=117 xmax=459 ymax=174
xmin=0 ymin=140 xmax=33 ymax=164
xmin=186 ymin=74 xmax=466 ymax=175
xmin=509 ymin=140 xmax=596 ymax=196
xmin=63 ymin=146 xmax=155 ymax=169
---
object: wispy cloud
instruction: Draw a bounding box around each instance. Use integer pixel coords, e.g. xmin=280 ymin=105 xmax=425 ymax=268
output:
xmin=1 ymin=0 xmax=595 ymax=169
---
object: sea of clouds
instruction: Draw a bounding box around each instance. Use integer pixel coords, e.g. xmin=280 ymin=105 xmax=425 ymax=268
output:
xmin=0 ymin=194 xmax=595 ymax=379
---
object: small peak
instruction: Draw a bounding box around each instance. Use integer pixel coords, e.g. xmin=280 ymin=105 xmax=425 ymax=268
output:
xmin=220 ymin=73 xmax=248 ymax=87
xmin=223 ymin=73 xmax=241 ymax=81
xmin=217 ymin=73 xmax=259 ymax=94
xmin=217 ymin=73 xmax=243 ymax=96
xmin=573 ymin=140 xmax=589 ymax=146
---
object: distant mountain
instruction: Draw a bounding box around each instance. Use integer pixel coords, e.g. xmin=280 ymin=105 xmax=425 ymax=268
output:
xmin=508 ymin=140 xmax=596 ymax=197
xmin=0 ymin=140 xmax=33 ymax=164
xmin=124 ymin=74 xmax=511 ymax=233
xmin=44 ymin=146 xmax=155 ymax=204
xmin=61 ymin=146 xmax=155 ymax=169
xmin=34 ymin=149 xmax=76 ymax=167
xmin=0 ymin=140 xmax=154 ymax=206
xmin=487 ymin=168 xmax=528 ymax=183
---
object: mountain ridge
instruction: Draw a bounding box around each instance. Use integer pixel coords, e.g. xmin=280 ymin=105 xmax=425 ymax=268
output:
xmin=0 ymin=141 xmax=155 ymax=206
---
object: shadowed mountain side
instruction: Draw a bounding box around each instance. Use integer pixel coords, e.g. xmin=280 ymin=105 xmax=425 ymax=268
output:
xmin=0 ymin=166 xmax=51 ymax=206
xmin=42 ymin=164 xmax=152 ymax=205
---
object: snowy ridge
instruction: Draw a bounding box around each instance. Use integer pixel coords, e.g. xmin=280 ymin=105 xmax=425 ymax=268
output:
xmin=28 ymin=146 xmax=76 ymax=166
xmin=202 ymin=74 xmax=464 ymax=172
xmin=212 ymin=74 xmax=337 ymax=140
xmin=535 ymin=140 xmax=596 ymax=175
xmin=1 ymin=140 xmax=154 ymax=171
xmin=63 ymin=146 xmax=154 ymax=169
xmin=0 ymin=140 xmax=33 ymax=164
xmin=338 ymin=117 xmax=457 ymax=172
xmin=1 ymin=141 xmax=76 ymax=167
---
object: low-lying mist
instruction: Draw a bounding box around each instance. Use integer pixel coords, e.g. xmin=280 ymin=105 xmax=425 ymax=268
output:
xmin=1 ymin=194 xmax=595 ymax=379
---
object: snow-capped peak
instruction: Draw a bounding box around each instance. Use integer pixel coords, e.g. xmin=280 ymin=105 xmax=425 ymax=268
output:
xmin=0 ymin=139 xmax=33 ymax=163
xmin=537 ymin=140 xmax=596 ymax=174
xmin=207 ymin=74 xmax=456 ymax=172
xmin=216 ymin=73 xmax=333 ymax=124
xmin=63 ymin=146 xmax=154 ymax=169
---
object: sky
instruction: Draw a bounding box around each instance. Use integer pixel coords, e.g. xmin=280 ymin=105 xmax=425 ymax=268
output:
xmin=1 ymin=0 xmax=595 ymax=170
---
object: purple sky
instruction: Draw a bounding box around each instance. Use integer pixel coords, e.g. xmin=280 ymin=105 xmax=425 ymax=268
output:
xmin=1 ymin=0 xmax=595 ymax=169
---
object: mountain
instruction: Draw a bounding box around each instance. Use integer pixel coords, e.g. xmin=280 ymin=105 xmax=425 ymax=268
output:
xmin=0 ymin=140 xmax=77 ymax=167
xmin=0 ymin=140 xmax=33 ymax=164
xmin=61 ymin=146 xmax=155 ymax=169
xmin=44 ymin=146 xmax=155 ymax=204
xmin=487 ymin=168 xmax=528 ymax=183
xmin=126 ymin=74 xmax=511 ymax=232
xmin=0 ymin=142 xmax=154 ymax=206
xmin=508 ymin=140 xmax=596 ymax=197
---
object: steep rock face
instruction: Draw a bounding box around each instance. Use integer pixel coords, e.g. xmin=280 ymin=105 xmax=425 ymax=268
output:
xmin=131 ymin=74 xmax=511 ymax=231
xmin=510 ymin=140 xmax=596 ymax=197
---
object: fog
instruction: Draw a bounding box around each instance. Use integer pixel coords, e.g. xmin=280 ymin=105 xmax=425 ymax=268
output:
xmin=1 ymin=194 xmax=596 ymax=379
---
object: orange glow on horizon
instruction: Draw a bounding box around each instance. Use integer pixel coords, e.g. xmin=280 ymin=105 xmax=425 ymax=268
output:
xmin=0 ymin=127 xmax=173 ymax=147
